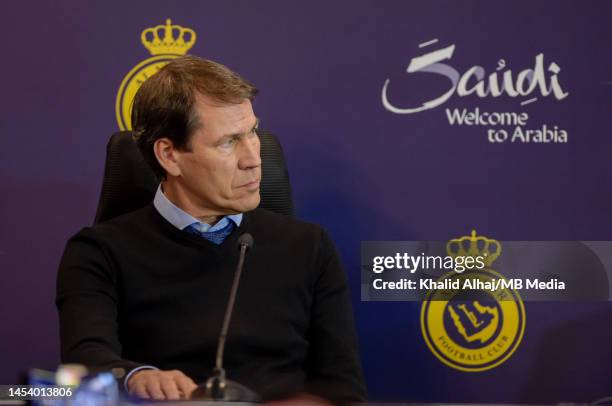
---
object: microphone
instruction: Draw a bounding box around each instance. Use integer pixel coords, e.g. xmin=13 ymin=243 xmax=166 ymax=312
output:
xmin=191 ymin=233 xmax=261 ymax=402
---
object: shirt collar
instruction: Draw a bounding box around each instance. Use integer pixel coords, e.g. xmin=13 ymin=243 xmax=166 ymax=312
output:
xmin=153 ymin=184 xmax=243 ymax=232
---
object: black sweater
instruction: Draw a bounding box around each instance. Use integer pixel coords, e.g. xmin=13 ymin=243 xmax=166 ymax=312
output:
xmin=56 ymin=204 xmax=366 ymax=403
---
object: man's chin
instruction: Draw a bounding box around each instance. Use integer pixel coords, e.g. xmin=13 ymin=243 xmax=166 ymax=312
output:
xmin=231 ymin=192 xmax=261 ymax=213
xmin=245 ymin=192 xmax=261 ymax=211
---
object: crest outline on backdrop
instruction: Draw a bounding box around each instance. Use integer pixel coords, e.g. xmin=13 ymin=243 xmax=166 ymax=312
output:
xmin=115 ymin=19 xmax=196 ymax=130
xmin=420 ymin=230 xmax=526 ymax=372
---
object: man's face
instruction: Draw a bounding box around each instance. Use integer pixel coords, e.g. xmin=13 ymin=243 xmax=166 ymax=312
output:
xmin=170 ymin=94 xmax=261 ymax=216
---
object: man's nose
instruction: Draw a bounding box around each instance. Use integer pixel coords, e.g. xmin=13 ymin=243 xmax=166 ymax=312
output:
xmin=238 ymin=136 xmax=261 ymax=170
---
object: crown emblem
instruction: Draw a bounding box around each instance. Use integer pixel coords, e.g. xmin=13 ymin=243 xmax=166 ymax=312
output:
xmin=446 ymin=230 xmax=501 ymax=267
xmin=141 ymin=19 xmax=196 ymax=56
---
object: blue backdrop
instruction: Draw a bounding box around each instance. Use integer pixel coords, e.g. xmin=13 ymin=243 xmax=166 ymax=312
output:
xmin=1 ymin=0 xmax=611 ymax=402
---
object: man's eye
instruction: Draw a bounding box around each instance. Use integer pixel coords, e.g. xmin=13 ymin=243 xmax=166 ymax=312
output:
xmin=219 ymin=138 xmax=237 ymax=149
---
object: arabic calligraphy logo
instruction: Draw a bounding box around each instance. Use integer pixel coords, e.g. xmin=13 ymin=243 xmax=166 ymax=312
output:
xmin=382 ymin=38 xmax=569 ymax=114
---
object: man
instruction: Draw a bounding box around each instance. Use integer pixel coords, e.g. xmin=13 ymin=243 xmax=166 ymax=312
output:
xmin=56 ymin=56 xmax=366 ymax=405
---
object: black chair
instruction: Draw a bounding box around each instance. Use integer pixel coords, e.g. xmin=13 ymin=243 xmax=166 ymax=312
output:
xmin=94 ymin=130 xmax=294 ymax=224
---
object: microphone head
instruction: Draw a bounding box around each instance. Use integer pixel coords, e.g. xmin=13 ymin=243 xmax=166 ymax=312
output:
xmin=237 ymin=233 xmax=254 ymax=250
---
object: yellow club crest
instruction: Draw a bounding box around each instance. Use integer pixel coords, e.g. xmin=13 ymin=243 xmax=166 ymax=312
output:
xmin=420 ymin=230 xmax=525 ymax=371
xmin=115 ymin=19 xmax=197 ymax=130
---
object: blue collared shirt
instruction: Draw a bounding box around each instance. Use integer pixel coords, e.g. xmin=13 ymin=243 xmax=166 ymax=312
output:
xmin=153 ymin=184 xmax=242 ymax=233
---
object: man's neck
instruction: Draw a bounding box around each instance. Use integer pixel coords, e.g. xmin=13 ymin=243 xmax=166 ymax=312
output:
xmin=196 ymin=214 xmax=222 ymax=226
xmin=161 ymin=181 xmax=222 ymax=226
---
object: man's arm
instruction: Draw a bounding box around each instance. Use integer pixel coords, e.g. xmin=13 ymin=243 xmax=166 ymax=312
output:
xmin=56 ymin=230 xmax=138 ymax=373
xmin=302 ymin=229 xmax=367 ymax=404
xmin=56 ymin=230 xmax=196 ymax=399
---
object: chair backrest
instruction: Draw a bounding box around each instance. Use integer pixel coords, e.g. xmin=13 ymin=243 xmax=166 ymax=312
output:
xmin=93 ymin=130 xmax=294 ymax=224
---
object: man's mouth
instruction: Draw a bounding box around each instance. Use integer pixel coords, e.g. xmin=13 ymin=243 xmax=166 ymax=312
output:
xmin=239 ymin=179 xmax=260 ymax=190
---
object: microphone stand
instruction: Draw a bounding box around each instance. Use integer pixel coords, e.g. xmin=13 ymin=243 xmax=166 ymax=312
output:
xmin=191 ymin=234 xmax=261 ymax=402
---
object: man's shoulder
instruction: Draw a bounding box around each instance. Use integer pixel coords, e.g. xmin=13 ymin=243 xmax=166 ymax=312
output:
xmin=248 ymin=207 xmax=320 ymax=229
xmin=72 ymin=204 xmax=155 ymax=242
xmin=247 ymin=208 xmax=330 ymax=245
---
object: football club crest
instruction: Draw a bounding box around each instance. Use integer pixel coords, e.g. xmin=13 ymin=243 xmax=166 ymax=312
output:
xmin=115 ymin=19 xmax=196 ymax=130
xmin=420 ymin=231 xmax=526 ymax=371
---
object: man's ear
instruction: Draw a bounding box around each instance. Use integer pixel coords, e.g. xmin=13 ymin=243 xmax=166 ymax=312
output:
xmin=153 ymin=138 xmax=182 ymax=177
